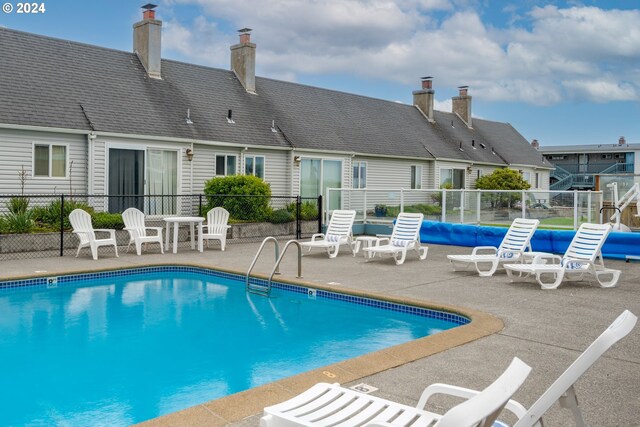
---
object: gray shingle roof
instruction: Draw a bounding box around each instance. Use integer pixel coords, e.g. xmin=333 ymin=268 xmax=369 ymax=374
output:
xmin=0 ymin=27 xmax=548 ymax=167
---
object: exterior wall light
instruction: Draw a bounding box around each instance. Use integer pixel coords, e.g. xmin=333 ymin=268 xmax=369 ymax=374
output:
xmin=186 ymin=148 xmax=194 ymax=162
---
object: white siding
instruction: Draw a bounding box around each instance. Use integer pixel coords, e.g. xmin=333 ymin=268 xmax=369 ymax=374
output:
xmin=242 ymin=148 xmax=290 ymax=196
xmin=0 ymin=128 xmax=87 ymax=194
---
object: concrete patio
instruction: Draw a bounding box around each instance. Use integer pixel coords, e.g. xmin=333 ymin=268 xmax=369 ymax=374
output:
xmin=2 ymin=240 xmax=639 ymax=426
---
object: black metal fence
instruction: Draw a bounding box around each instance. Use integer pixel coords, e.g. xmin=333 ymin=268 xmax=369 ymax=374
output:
xmin=0 ymin=194 xmax=322 ymax=260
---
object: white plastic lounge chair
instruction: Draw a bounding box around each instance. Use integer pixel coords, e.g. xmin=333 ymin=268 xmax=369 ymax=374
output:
xmin=261 ymin=357 xmax=531 ymax=427
xmin=362 ymin=212 xmax=427 ymax=265
xmin=122 ymin=207 xmax=164 ymax=255
xmin=504 ymin=223 xmax=620 ymax=289
xmin=69 ymin=208 xmax=119 ymax=260
xmin=447 ymin=218 xmax=539 ymax=276
xmin=199 ymin=207 xmax=231 ymax=251
xmin=423 ymin=310 xmax=637 ymax=427
xmin=300 ymin=210 xmax=356 ymax=258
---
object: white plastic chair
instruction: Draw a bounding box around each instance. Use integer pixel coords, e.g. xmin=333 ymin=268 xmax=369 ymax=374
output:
xmin=447 ymin=218 xmax=539 ymax=276
xmin=122 ymin=207 xmax=164 ymax=255
xmin=299 ymin=210 xmax=356 ymax=258
xmin=69 ymin=209 xmax=119 ymax=260
xmin=260 ymin=357 xmax=531 ymax=427
xmin=362 ymin=212 xmax=427 ymax=265
xmin=420 ymin=310 xmax=637 ymax=427
xmin=504 ymin=223 xmax=620 ymax=289
xmin=199 ymin=207 xmax=231 ymax=251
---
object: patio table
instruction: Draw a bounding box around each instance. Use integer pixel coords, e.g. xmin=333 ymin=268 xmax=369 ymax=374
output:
xmin=163 ymin=216 xmax=205 ymax=254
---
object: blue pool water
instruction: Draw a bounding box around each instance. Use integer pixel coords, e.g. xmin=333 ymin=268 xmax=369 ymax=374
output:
xmin=0 ymin=267 xmax=467 ymax=425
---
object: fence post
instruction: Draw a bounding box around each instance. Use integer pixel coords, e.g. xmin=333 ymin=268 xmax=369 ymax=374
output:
xmin=317 ymin=195 xmax=323 ymax=234
xmin=363 ymin=190 xmax=367 ymax=223
xmin=573 ymin=190 xmax=579 ymax=230
xmin=60 ymin=194 xmax=65 ymax=257
xmin=522 ymin=190 xmax=526 ymax=218
xmin=296 ymin=196 xmax=302 ymax=240
xmin=400 ymin=189 xmax=404 ymax=213
xmin=198 ymin=194 xmax=202 ymax=216
xmin=476 ymin=190 xmax=481 ymax=224
xmin=441 ymin=189 xmax=447 ymax=223
xmin=587 ymin=191 xmax=592 ymax=223
xmin=460 ymin=190 xmax=465 ymax=223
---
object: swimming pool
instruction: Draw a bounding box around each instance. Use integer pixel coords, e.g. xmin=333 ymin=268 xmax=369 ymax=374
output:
xmin=0 ymin=266 xmax=468 ymax=425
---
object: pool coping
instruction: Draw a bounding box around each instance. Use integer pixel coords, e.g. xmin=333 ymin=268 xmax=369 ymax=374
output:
xmin=1 ymin=262 xmax=503 ymax=427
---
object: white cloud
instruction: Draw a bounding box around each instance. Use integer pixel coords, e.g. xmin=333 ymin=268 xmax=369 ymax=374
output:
xmin=158 ymin=1 xmax=640 ymax=105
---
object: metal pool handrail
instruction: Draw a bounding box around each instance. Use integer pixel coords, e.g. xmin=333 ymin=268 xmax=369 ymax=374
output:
xmin=246 ymin=237 xmax=280 ymax=296
xmin=268 ymin=240 xmax=303 ymax=292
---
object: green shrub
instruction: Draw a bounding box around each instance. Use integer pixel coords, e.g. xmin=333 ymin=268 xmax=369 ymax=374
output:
xmin=269 ymin=208 xmax=295 ymax=224
xmin=7 ymin=197 xmax=29 ymax=215
xmin=92 ymin=212 xmax=124 ymax=230
xmin=3 ymin=210 xmax=34 ymax=233
xmin=203 ymin=175 xmax=272 ymax=221
xmin=286 ymin=201 xmax=319 ymax=221
xmin=32 ymin=200 xmax=94 ymax=230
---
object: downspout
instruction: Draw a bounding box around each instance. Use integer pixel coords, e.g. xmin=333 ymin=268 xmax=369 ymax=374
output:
xmin=87 ymin=132 xmax=96 ymax=194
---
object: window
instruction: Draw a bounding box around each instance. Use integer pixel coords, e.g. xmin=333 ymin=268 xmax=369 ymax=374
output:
xmin=411 ymin=165 xmax=422 ymax=189
xmin=34 ymin=144 xmax=67 ymax=177
xmin=522 ymin=171 xmax=532 ymax=184
xmin=440 ymin=168 xmax=465 ymax=189
xmin=352 ymin=161 xmax=367 ymax=189
xmin=216 ymin=154 xmax=237 ymax=176
xmin=535 ymin=172 xmax=541 ymax=189
xmin=602 ymin=154 xmax=612 ymax=159
xmin=245 ymin=155 xmax=265 ymax=179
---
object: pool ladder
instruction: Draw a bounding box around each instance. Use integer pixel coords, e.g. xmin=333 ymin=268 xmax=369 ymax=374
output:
xmin=246 ymin=237 xmax=303 ymax=297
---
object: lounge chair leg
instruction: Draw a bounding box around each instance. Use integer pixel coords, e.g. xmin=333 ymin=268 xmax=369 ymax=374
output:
xmin=559 ymin=385 xmax=588 ymax=427
xmin=595 ymin=269 xmax=620 ymax=288
xmin=395 ymin=250 xmax=407 ymax=265
xmin=537 ymin=270 xmax=565 ymax=290
xmin=476 ymin=259 xmax=500 ymax=277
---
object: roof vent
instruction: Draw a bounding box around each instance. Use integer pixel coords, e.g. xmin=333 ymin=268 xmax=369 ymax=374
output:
xmin=471 ymin=139 xmax=476 ymax=149
xmin=271 ymin=120 xmax=277 ymax=133
xmin=185 ymin=108 xmax=193 ymax=124
xmin=480 ymin=143 xmax=486 ymax=149
xmin=227 ymin=109 xmax=235 ymax=124
xmin=459 ymin=141 xmax=464 ymax=152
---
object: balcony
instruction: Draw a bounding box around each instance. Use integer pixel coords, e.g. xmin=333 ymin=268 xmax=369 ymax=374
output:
xmin=550 ymin=163 xmax=634 ymax=191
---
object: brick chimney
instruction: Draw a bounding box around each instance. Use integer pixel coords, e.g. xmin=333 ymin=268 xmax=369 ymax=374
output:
xmin=452 ymin=85 xmax=472 ymax=128
xmin=531 ymin=139 xmax=540 ymax=149
xmin=413 ymin=77 xmax=435 ymax=122
xmin=619 ymin=136 xmax=626 ymax=146
xmin=230 ymin=28 xmax=256 ymax=93
xmin=133 ymin=4 xmax=162 ymax=79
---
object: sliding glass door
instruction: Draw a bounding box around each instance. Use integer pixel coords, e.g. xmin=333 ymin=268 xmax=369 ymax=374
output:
xmin=108 ymin=148 xmax=144 ymax=213
xmin=300 ymin=158 xmax=342 ymax=209
xmin=147 ymin=149 xmax=178 ymax=215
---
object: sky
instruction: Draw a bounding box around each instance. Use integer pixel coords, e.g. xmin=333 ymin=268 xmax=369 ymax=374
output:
xmin=1 ymin=0 xmax=638 ymax=147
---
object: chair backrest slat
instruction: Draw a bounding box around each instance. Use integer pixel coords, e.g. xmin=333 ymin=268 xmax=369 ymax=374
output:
xmin=326 ymin=210 xmax=356 ymax=237
xmin=122 ymin=208 xmax=147 ymax=237
xmin=390 ymin=213 xmax=424 ymax=242
xmin=563 ymin=223 xmax=611 ymax=262
xmin=497 ymin=218 xmax=539 ymax=253
xmin=206 ymin=207 xmax=230 ymax=234
xmin=69 ymin=209 xmax=95 ymax=244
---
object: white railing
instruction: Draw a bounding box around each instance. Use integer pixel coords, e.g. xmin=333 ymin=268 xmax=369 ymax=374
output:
xmin=325 ymin=188 xmax=603 ymax=230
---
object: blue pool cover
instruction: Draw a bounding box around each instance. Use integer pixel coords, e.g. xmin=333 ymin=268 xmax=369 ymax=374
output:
xmin=420 ymin=220 xmax=640 ymax=260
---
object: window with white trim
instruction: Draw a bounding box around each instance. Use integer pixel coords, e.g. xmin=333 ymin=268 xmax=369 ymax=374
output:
xmin=440 ymin=168 xmax=465 ymax=189
xmin=245 ymin=155 xmax=265 ymax=179
xmin=34 ymin=144 xmax=67 ymax=177
xmin=216 ymin=154 xmax=237 ymax=176
xmin=410 ymin=165 xmax=422 ymax=189
xmin=352 ymin=161 xmax=367 ymax=189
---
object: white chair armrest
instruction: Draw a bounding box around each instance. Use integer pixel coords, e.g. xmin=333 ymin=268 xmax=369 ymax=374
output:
xmin=417 ymin=383 xmax=528 ymax=419
xmin=375 ymin=237 xmax=390 ymax=247
xmin=94 ymin=229 xmax=116 ymax=238
xmin=532 ymin=253 xmax=561 ymax=264
xmin=471 ymin=246 xmax=498 ymax=255
xmin=144 ymin=226 xmax=164 ymax=236
xmin=310 ymin=233 xmax=325 ymax=242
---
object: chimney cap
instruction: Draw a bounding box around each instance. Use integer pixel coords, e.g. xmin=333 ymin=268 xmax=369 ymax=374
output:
xmin=141 ymin=3 xmax=157 ymax=10
xmin=458 ymin=85 xmax=469 ymax=89
xmin=238 ymin=28 xmax=252 ymax=33
xmin=421 ymin=76 xmax=433 ymax=80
